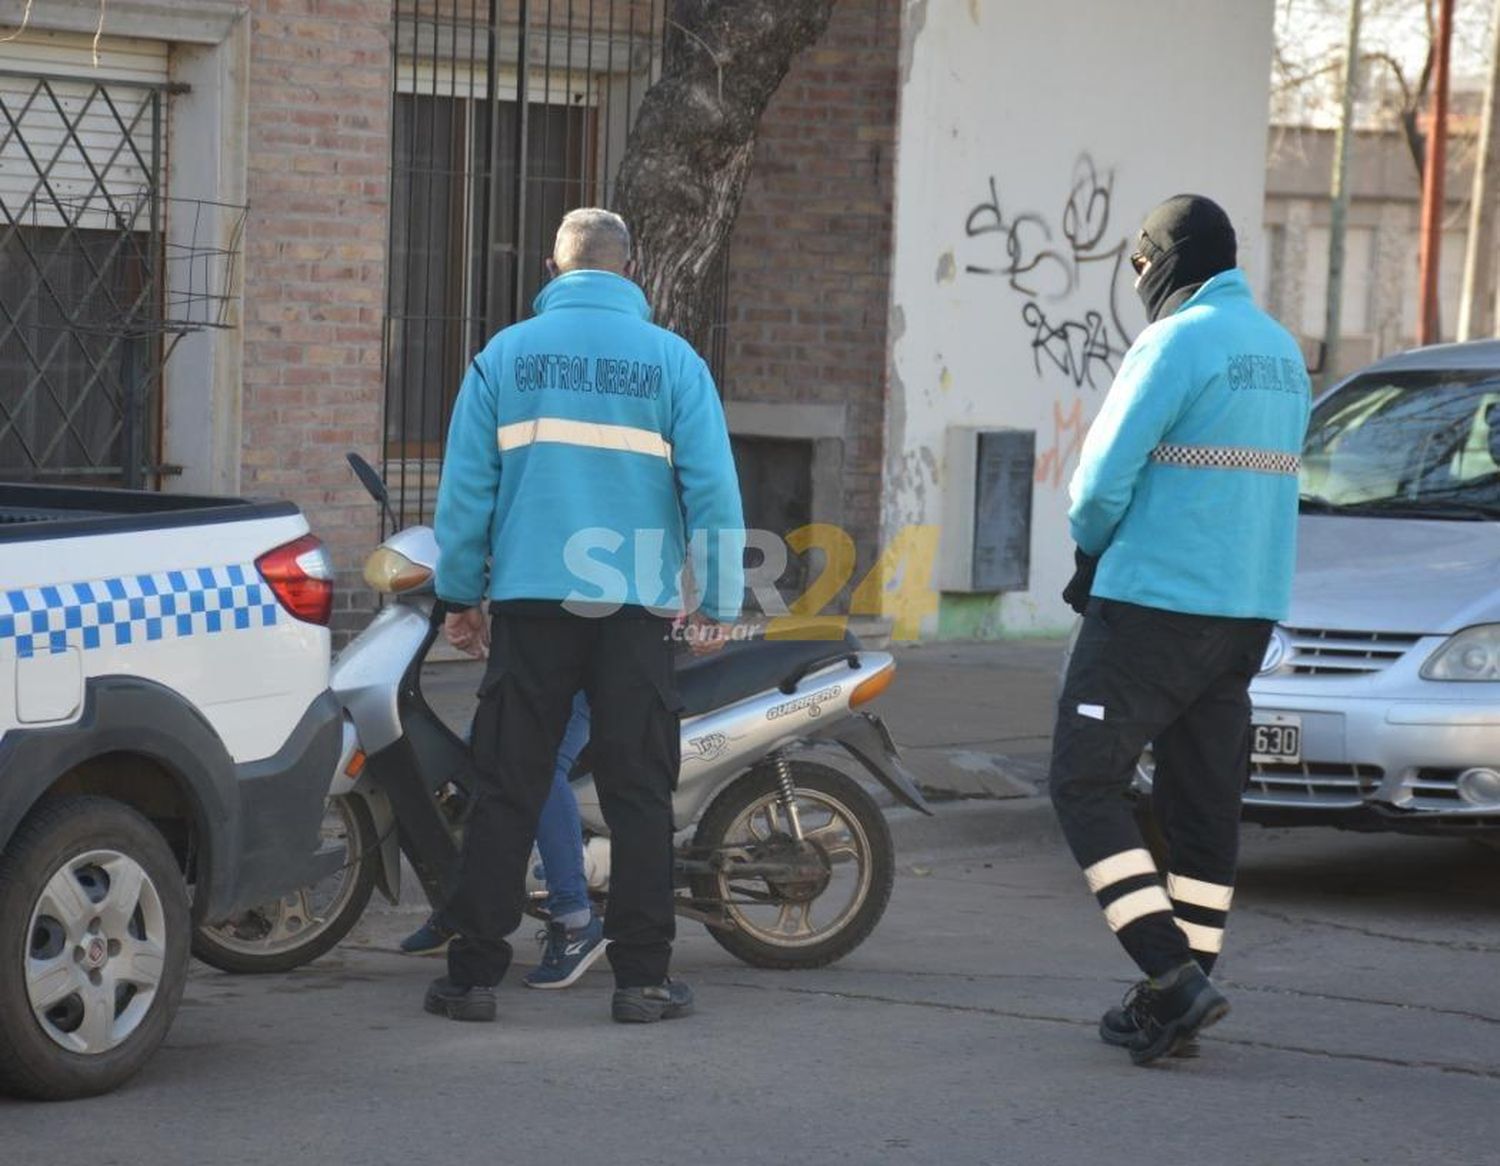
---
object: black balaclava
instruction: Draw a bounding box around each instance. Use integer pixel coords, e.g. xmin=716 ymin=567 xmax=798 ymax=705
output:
xmin=1133 ymin=194 xmax=1238 ymax=324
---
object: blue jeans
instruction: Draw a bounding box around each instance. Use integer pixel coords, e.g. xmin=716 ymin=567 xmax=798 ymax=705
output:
xmin=535 ymin=691 xmax=592 ymax=921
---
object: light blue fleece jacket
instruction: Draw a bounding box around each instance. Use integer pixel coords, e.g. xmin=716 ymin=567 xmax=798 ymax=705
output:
xmin=1069 ymin=269 xmax=1311 ymax=620
xmin=434 ymin=270 xmax=745 ymax=621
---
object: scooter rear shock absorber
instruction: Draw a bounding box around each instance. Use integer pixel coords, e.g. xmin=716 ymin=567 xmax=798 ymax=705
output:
xmin=768 ymin=750 xmax=806 ymax=841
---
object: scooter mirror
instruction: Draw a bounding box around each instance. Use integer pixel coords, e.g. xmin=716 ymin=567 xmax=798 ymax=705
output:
xmin=346 ymin=451 xmax=389 ymax=505
xmin=346 ymin=451 xmax=401 ymax=533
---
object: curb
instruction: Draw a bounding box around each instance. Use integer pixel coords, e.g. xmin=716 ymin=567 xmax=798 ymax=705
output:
xmin=887 ymin=796 xmax=1062 ymax=858
xmin=908 ymin=749 xmax=1046 ymax=801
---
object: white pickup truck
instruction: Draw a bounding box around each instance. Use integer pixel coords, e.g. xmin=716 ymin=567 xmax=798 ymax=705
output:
xmin=0 ymin=481 xmax=341 ymax=1100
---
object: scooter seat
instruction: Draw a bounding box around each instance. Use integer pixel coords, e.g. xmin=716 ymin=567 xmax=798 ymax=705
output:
xmin=675 ymin=630 xmax=862 ymax=718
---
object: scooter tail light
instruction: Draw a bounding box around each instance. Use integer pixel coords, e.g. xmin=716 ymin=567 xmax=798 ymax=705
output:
xmin=256 ymin=534 xmax=335 ymax=626
xmin=850 ymin=663 xmax=896 ymax=708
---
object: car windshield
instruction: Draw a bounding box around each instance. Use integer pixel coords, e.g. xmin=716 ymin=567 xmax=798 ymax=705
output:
xmin=1299 ymin=369 xmax=1500 ymax=519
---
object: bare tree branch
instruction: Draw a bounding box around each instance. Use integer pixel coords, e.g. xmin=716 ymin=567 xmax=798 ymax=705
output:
xmin=1273 ymin=58 xmax=1347 ymax=96
xmin=1364 ymin=49 xmax=1413 ymax=109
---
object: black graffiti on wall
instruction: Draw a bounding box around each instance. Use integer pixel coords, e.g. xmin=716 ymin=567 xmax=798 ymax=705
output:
xmin=963 ymin=155 xmax=1136 ymax=391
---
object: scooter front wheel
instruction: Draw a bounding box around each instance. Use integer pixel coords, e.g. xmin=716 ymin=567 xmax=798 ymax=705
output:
xmin=689 ymin=761 xmax=895 ymax=970
xmin=191 ymin=795 xmax=377 ymax=974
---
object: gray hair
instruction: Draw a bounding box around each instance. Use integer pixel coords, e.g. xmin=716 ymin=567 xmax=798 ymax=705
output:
xmin=552 ymin=207 xmax=632 ymax=273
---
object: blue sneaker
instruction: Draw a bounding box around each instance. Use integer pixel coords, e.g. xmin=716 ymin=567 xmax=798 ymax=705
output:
xmin=400 ymin=912 xmax=456 ymax=956
xmin=524 ymin=915 xmax=609 ymax=989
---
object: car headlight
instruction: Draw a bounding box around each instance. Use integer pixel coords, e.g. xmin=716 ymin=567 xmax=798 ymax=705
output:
xmin=1420 ymin=625 xmax=1500 ymax=681
xmin=1259 ymin=627 xmax=1289 ymax=675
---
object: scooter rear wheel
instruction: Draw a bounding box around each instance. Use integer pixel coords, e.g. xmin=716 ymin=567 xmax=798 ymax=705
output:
xmin=690 ymin=761 xmax=894 ymax=970
xmin=191 ymin=795 xmax=377 ymax=974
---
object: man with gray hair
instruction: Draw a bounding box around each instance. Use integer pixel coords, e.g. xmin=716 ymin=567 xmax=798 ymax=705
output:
xmin=551 ymin=206 xmax=631 ymax=271
xmin=426 ymin=207 xmax=745 ymax=1024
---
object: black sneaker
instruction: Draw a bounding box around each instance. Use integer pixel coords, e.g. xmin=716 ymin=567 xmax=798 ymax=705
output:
xmin=423 ymin=976 xmax=497 ymax=1022
xmin=1100 ymin=993 xmax=1199 ymax=1058
xmin=611 ymin=978 xmax=694 ymax=1024
xmin=1122 ymin=962 xmax=1228 ymax=1065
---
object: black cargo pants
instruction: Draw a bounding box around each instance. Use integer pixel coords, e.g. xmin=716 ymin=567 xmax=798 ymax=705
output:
xmin=1049 ymin=598 xmax=1272 ymax=978
xmin=443 ymin=607 xmax=681 ymax=989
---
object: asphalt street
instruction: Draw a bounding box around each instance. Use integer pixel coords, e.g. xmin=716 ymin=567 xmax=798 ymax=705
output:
xmin=5 ymin=813 xmax=1499 ymax=1163
xmin=3 ymin=641 xmax=1498 ymax=1164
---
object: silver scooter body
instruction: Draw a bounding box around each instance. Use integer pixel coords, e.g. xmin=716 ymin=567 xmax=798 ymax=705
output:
xmin=572 ymin=654 xmax=896 ymax=831
xmin=329 ymin=524 xmax=929 ymax=908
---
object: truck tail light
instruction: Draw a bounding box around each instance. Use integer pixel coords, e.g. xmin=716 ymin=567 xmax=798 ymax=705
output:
xmin=256 ymin=535 xmax=334 ymax=626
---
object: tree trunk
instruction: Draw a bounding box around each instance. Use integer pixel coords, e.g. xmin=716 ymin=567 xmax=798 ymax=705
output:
xmin=1323 ymin=0 xmax=1361 ymax=387
xmin=1458 ymin=0 xmax=1500 ymax=340
xmin=616 ymin=0 xmax=838 ymax=350
xmin=1417 ymin=0 xmax=1454 ymax=346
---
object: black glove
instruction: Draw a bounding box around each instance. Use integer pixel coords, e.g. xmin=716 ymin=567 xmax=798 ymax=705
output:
xmin=1062 ymin=548 xmax=1099 ymax=616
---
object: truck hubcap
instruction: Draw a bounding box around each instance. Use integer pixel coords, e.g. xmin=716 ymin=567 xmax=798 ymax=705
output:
xmin=25 ymin=850 xmax=167 ymax=1054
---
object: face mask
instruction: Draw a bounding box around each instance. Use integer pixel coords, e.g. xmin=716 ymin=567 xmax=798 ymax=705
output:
xmin=1132 ymin=195 xmax=1237 ymax=324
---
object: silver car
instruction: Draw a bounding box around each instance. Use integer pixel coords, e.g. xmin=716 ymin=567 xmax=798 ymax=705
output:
xmin=1144 ymin=340 xmax=1500 ymax=835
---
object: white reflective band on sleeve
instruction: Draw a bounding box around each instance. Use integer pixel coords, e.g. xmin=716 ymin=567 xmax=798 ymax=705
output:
xmin=1175 ymin=919 xmax=1225 ymax=954
xmin=497 ymin=418 xmax=674 ymax=464
xmin=1166 ymin=873 xmax=1234 ymax=912
xmin=1103 ymin=886 xmax=1174 ymax=932
xmin=1083 ymin=848 xmax=1158 ymax=894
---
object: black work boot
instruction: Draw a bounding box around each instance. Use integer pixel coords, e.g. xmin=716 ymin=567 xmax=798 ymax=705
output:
xmin=611 ymin=978 xmax=694 ymax=1024
xmin=1121 ymin=962 xmax=1228 ymax=1065
xmin=424 ymin=976 xmax=497 ymax=1022
xmin=1100 ymin=994 xmax=1199 ymax=1057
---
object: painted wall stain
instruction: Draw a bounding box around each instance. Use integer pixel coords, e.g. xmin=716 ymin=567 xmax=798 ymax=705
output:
xmin=1035 ymin=396 xmax=1091 ymax=490
xmin=900 ymin=0 xmax=929 ymax=87
xmin=883 ymin=303 xmax=919 ymax=537
xmin=935 ymin=250 xmax=957 ymax=284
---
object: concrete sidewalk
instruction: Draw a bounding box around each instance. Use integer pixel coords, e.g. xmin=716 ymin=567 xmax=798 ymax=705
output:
xmin=420 ymin=636 xmax=1068 ymax=803
xmin=881 ymin=638 xmax=1064 ymax=799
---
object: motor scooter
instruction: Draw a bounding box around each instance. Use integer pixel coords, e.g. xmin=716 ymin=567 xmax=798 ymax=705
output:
xmin=193 ymin=455 xmax=931 ymax=973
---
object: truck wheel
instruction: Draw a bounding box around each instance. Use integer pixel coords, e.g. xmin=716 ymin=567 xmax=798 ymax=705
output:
xmin=689 ymin=761 xmax=895 ymax=969
xmin=0 ymin=796 xmax=190 ymax=1101
xmin=192 ymin=795 xmax=377 ymax=974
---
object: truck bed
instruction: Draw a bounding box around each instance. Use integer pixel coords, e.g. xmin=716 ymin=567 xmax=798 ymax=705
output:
xmin=0 ymin=482 xmax=298 ymax=541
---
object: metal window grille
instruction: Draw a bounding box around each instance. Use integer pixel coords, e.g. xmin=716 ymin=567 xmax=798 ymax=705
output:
xmin=0 ymin=62 xmax=241 ymax=491
xmin=0 ymin=34 xmax=246 ymax=492
xmin=384 ymin=0 xmax=731 ymax=529
xmin=0 ymin=67 xmax=169 ymax=488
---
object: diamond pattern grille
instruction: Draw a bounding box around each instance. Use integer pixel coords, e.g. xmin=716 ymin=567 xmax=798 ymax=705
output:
xmin=0 ymin=69 xmax=165 ymax=487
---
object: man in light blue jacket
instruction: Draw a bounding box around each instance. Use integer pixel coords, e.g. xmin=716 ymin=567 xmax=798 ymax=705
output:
xmin=424 ymin=208 xmax=744 ymax=1025
xmin=1049 ymin=195 xmax=1311 ymax=1065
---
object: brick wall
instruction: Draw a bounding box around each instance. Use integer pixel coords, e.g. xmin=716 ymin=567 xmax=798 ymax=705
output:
xmin=720 ymin=0 xmax=900 ymax=588
xmin=240 ymin=0 xmax=392 ymax=641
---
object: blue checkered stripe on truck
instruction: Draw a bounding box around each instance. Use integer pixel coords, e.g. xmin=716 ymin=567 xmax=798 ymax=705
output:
xmin=0 ymin=565 xmax=278 ymax=658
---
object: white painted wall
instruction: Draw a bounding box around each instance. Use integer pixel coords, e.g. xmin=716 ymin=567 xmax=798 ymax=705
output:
xmin=885 ymin=0 xmax=1276 ymax=637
